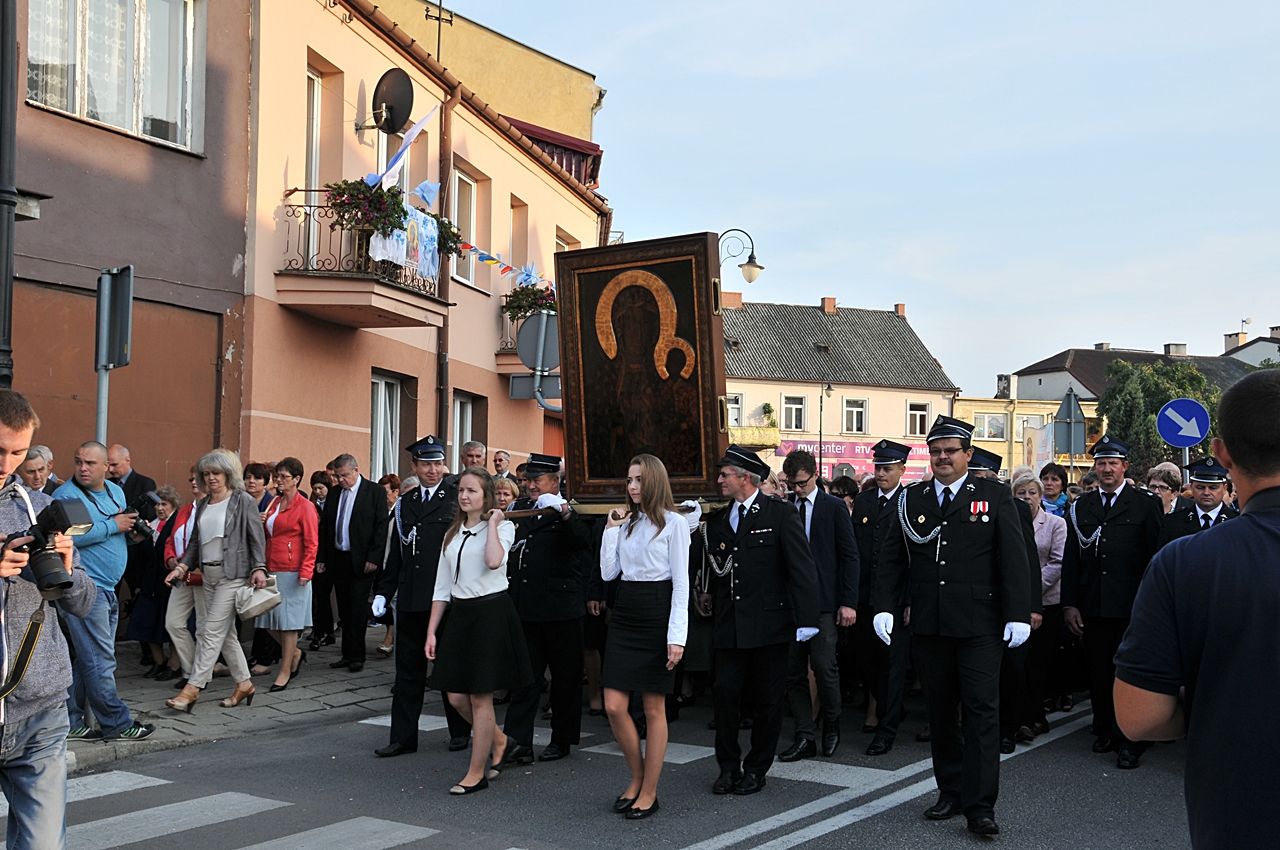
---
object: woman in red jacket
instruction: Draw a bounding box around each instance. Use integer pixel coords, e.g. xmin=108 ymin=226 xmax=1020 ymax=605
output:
xmin=258 ymin=457 xmax=318 ymax=692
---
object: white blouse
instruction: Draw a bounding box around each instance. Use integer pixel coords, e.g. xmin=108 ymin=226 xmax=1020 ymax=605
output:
xmin=433 ymin=519 xmax=516 ymax=602
xmin=600 ymin=512 xmax=691 ymax=647
xmin=198 ymin=497 xmax=230 ymax=563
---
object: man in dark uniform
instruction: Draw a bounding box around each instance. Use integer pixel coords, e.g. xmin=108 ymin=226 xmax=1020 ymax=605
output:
xmin=502 ymin=453 xmax=591 ymax=764
xmin=1163 ymin=457 xmax=1239 ymax=542
xmin=874 ymin=416 xmax=1031 ymax=836
xmin=852 ymin=439 xmax=911 ymax=756
xmin=706 ymin=446 xmax=820 ymax=797
xmin=968 ymin=446 xmax=1044 ymax=753
xmin=1061 ymin=434 xmax=1165 ymax=769
xmin=370 ymin=436 xmax=470 ymax=757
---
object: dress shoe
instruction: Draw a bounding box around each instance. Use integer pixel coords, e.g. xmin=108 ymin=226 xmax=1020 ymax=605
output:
xmin=821 ymin=723 xmax=840 ymax=757
xmin=612 ymin=795 xmax=638 ymax=814
xmin=968 ymin=816 xmax=1000 ymax=836
xmin=329 ymin=658 xmax=353 ymax=669
xmin=172 ymin=677 xmax=189 ymax=690
xmin=143 ymin=663 xmax=162 ymax=679
xmin=1116 ymin=748 xmax=1142 ymax=769
xmin=626 ymin=799 xmax=660 ymax=820
xmin=924 ymin=799 xmax=962 ymax=820
xmin=154 ymin=667 xmax=181 ymax=682
xmin=1015 ymin=725 xmax=1036 ymax=743
xmin=861 ymin=723 xmax=878 ymax=734
xmin=778 ymin=738 xmax=817 ymax=762
xmin=733 ymin=773 xmax=766 ymax=795
xmin=375 ymin=742 xmax=417 ymax=757
xmin=348 ymin=662 xmax=364 ymax=673
xmin=712 ymin=769 xmax=743 ymax=795
xmin=1030 ymin=721 xmax=1050 ymax=737
xmin=1092 ymin=735 xmax=1117 ymax=754
xmin=916 ymin=725 xmax=932 ymax=742
xmin=448 ymin=736 xmax=470 ymax=752
xmin=503 ymin=743 xmax=535 ymax=765
xmin=866 ymin=736 xmax=893 ymax=756
xmin=1000 ymin=737 xmax=1016 ymax=754
xmin=448 ymin=777 xmax=489 ymax=795
xmin=539 ymin=743 xmax=571 ymax=761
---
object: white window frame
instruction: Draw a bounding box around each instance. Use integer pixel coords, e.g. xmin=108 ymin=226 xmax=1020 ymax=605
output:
xmin=26 ymin=0 xmax=199 ymax=149
xmin=907 ymin=401 xmax=931 ymax=437
xmin=842 ymin=397 xmax=867 ymax=434
xmin=973 ymin=413 xmax=1008 ymax=441
xmin=304 ymin=68 xmax=322 ymax=264
xmin=782 ymin=395 xmax=806 ymax=432
xmin=450 ymin=394 xmax=473 ymax=473
xmin=377 ymin=131 xmax=411 ymax=193
xmin=1015 ymin=414 xmax=1044 ymax=442
xmin=370 ymin=375 xmax=401 ymax=481
xmin=725 ymin=394 xmax=743 ymax=428
xmin=452 ymin=170 xmax=477 ymax=285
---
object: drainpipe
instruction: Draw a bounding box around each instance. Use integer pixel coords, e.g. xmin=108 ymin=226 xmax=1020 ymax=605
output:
xmin=436 ymin=84 xmax=463 ymax=442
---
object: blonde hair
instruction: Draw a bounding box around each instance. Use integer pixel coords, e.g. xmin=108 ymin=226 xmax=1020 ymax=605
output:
xmin=1012 ymin=474 xmax=1043 ymax=498
xmin=626 ymin=454 xmax=677 ymax=537
xmin=494 ymin=477 xmax=520 ymax=500
xmin=196 ymin=448 xmax=244 ymax=492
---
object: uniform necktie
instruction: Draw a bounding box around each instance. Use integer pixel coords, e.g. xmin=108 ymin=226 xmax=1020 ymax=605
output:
xmin=1201 ymin=513 xmax=1212 ymax=531
xmin=939 ymin=486 xmax=952 ymax=512
xmin=1102 ymin=492 xmax=1114 ymax=515
xmin=878 ymin=495 xmax=889 ymax=511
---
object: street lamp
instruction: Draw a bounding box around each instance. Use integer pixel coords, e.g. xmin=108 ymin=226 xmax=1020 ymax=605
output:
xmin=818 ymin=382 xmax=833 ymax=476
xmin=719 ymin=229 xmax=764 ymax=284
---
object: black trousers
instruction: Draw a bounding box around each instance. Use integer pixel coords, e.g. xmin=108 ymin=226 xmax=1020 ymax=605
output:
xmin=504 ymin=618 xmax=583 ymax=748
xmin=851 ymin=604 xmax=880 ymax=699
xmin=874 ymin=612 xmax=912 ymax=740
xmin=713 ymin=642 xmax=790 ymax=776
xmin=998 ymin=641 xmax=1031 ymax=739
xmin=1025 ymin=605 xmax=1062 ymax=725
xmin=913 ymin=633 xmax=1003 ymax=820
xmin=389 ymin=609 xmax=470 ymax=747
xmin=785 ymin=613 xmax=841 ymax=740
xmin=1082 ymin=615 xmax=1142 ymax=748
xmin=310 ymin=561 xmax=336 ymax=639
xmin=331 ymin=551 xmax=375 ymax=664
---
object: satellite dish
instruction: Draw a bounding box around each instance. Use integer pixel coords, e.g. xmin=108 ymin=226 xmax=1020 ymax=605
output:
xmin=368 ymin=68 xmax=414 ymax=133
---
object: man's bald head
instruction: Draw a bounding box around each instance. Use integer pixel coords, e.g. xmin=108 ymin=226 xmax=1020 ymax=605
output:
xmin=74 ymin=442 xmax=110 ymax=490
xmin=107 ymin=444 xmax=133 ymax=481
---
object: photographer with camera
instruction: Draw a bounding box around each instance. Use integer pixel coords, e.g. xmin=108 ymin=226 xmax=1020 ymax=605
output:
xmin=51 ymin=442 xmax=156 ymax=741
xmin=0 ymin=390 xmax=97 ymax=850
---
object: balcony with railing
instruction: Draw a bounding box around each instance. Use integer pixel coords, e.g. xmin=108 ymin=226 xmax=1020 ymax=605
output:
xmin=274 ymin=195 xmax=450 ymax=329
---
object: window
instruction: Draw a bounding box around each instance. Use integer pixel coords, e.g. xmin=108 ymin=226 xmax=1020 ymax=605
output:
xmin=1016 ymin=414 xmax=1044 ymax=442
xmin=27 ymin=0 xmax=196 ymax=147
xmin=843 ymin=398 xmax=867 ymax=434
xmin=973 ymin=413 xmax=1007 ymax=441
xmin=452 ymin=171 xmax=476 ymax=285
xmin=907 ymin=402 xmax=930 ymax=437
xmin=726 ymin=394 xmax=742 ymax=428
xmin=450 ymin=394 xmax=473 ymax=472
xmin=782 ymin=396 xmax=806 ymax=431
xmin=304 ymin=69 xmax=321 ymax=264
xmin=370 ymin=375 xmax=401 ymax=481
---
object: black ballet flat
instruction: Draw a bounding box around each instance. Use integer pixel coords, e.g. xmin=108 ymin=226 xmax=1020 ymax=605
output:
xmin=612 ymin=795 xmax=637 ymax=814
xmin=626 ymin=799 xmax=660 ymax=820
xmin=449 ymin=777 xmax=489 ymax=795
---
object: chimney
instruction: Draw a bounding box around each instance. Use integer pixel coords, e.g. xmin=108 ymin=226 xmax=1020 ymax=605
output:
xmin=722 ymin=290 xmax=743 ymax=309
xmin=1270 ymin=325 xmax=1280 ymax=339
xmin=1224 ymin=332 xmax=1248 ymax=352
xmin=821 ymin=297 xmax=837 ymax=315
xmin=1094 ymin=342 xmax=1111 ymax=351
xmin=894 ymin=303 xmax=906 ymax=317
xmin=1164 ymin=343 xmax=1187 ymax=356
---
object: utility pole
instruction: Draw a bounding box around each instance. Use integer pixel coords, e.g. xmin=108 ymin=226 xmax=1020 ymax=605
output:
xmin=0 ymin=0 xmax=19 ymax=388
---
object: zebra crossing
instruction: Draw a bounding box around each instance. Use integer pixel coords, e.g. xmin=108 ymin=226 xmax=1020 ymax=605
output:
xmin=0 ymin=770 xmax=440 ymax=850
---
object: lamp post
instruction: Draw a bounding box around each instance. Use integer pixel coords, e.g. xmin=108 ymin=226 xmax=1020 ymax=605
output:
xmin=0 ymin=0 xmax=18 ymax=387
xmin=818 ymin=382 xmax=833 ymax=477
xmin=719 ymin=229 xmax=763 ymax=284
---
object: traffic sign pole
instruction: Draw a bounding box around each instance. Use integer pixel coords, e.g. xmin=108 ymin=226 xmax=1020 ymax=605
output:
xmin=1183 ymin=447 xmax=1190 ymax=485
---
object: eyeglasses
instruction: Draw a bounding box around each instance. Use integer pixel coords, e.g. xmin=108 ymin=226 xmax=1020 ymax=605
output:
xmin=928 ymin=446 xmax=967 ymax=458
xmin=1147 ymin=483 xmax=1171 ymax=492
xmin=789 ymin=476 xmax=812 ymax=489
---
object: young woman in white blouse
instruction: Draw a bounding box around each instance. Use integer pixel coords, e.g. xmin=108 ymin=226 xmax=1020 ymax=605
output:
xmin=600 ymin=454 xmax=691 ymax=820
xmin=426 ymin=468 xmax=532 ymax=795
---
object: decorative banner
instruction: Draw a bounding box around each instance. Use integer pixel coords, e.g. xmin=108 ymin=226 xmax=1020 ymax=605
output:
xmin=364 ymin=106 xmax=440 ymax=190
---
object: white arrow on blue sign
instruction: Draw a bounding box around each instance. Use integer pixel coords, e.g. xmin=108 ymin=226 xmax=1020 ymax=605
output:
xmin=1157 ymin=398 xmax=1210 ymax=448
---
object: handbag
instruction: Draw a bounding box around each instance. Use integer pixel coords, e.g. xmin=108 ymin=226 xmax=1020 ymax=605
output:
xmin=183 ymin=566 xmax=203 ymax=586
xmin=235 ymin=575 xmax=281 ymax=620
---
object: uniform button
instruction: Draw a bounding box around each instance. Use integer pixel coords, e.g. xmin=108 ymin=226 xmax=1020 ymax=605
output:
xmin=939 ymin=560 xmax=946 ymax=565
xmin=941 ymin=541 xmax=948 ymax=546
xmin=942 ymin=521 xmax=947 ymax=526
xmin=939 ymin=580 xmax=946 ymax=586
xmin=1102 ymin=571 xmax=1107 ymax=575
xmin=735 ymin=596 xmax=741 ymax=600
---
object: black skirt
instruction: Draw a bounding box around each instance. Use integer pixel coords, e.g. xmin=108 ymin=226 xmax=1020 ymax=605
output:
xmin=601 ymin=580 xmax=675 ymax=695
xmin=429 ymin=591 xmax=534 ymax=695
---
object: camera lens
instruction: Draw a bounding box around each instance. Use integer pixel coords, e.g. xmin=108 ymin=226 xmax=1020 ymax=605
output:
xmin=29 ymin=547 xmax=72 ymax=599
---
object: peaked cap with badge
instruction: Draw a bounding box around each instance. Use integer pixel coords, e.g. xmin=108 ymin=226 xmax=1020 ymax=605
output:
xmin=1088 ymin=434 xmax=1128 ymax=458
xmin=718 ymin=444 xmax=772 ymax=480
xmin=1186 ymin=456 xmax=1229 ymax=483
xmin=968 ymin=446 xmax=1003 ymax=475
xmin=926 ymin=415 xmax=976 ymax=444
xmin=871 ymin=439 xmax=911 ymax=466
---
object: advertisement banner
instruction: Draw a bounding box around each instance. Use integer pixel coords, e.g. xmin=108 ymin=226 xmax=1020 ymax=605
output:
xmin=775 ymin=438 xmax=932 ymax=482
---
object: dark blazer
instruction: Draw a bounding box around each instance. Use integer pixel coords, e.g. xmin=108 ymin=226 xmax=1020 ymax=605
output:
xmin=852 ymin=487 xmax=901 ymax=608
xmin=319 ymin=476 xmax=389 ymax=573
xmin=40 ymin=480 xmax=58 ymax=496
xmin=794 ymin=490 xmax=860 ymax=612
xmin=704 ymin=492 xmax=820 ymax=650
xmin=505 ymin=496 xmax=592 ymax=622
xmin=1014 ymin=496 xmax=1044 ymax=616
xmin=1163 ymin=503 xmax=1239 ymax=544
xmin=377 ymin=479 xmax=458 ymax=611
xmin=116 ymin=470 xmax=158 ymax=520
xmin=875 ymin=476 xmax=1031 ymax=637
xmin=1061 ymin=485 xmax=1164 ymax=618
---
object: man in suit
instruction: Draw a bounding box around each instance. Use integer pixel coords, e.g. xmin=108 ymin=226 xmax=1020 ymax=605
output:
xmin=502 ymin=453 xmax=592 ymax=764
xmin=778 ymin=450 xmax=859 ymax=761
xmin=107 ymin=444 xmax=157 ymax=520
xmin=493 ymin=450 xmax=516 ymax=480
xmin=706 ymin=446 xmax=820 ymax=797
xmin=1163 ymin=456 xmax=1239 ymax=542
xmin=874 ymin=416 xmax=1031 ymax=836
xmin=17 ymin=448 xmax=55 ymax=495
xmin=317 ymin=453 xmax=387 ymax=673
xmin=1061 ymin=434 xmax=1165 ymax=769
xmin=371 ymin=436 xmax=471 ymax=756
xmin=853 ymin=440 xmax=912 ymax=755
xmin=461 ymin=441 xmax=486 ymax=470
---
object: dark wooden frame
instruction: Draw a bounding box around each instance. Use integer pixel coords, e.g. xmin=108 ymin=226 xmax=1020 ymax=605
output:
xmin=556 ymin=232 xmax=728 ymax=503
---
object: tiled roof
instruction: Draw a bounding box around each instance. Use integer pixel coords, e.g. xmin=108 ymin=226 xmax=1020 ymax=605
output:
xmin=722 ymin=302 xmax=957 ymax=391
xmin=1015 ymin=348 xmax=1253 ymax=398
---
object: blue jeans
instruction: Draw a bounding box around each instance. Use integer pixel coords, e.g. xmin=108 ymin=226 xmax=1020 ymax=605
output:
xmin=62 ymin=586 xmax=133 ymax=735
xmin=0 ymin=703 xmax=70 ymax=850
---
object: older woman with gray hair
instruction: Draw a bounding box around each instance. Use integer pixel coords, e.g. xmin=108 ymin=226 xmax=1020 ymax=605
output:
xmin=1011 ymin=473 xmax=1067 ymax=737
xmin=165 ymin=450 xmax=268 ymax=712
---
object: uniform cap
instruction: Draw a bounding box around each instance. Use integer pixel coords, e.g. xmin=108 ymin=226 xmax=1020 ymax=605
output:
xmin=871 ymin=439 xmax=911 ymax=465
xmin=926 ymin=415 xmax=975 ymax=443
xmin=524 ymin=453 xmax=562 ymax=477
xmin=969 ymin=446 xmax=1003 ymax=474
xmin=717 ymin=445 xmax=771 ymax=479
xmin=1088 ymin=434 xmax=1128 ymax=458
xmin=1185 ymin=456 xmax=1229 ymax=483
xmin=406 ymin=436 xmax=445 ymax=461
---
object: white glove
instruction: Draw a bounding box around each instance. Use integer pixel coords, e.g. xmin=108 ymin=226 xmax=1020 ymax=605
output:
xmin=534 ymin=493 xmax=568 ymax=511
xmin=1004 ymin=622 xmax=1031 ymax=649
xmin=796 ymin=627 xmax=819 ymax=642
xmin=681 ymin=499 xmax=702 ymax=531
xmin=873 ymin=612 xmax=894 ymax=646
xmin=371 ymin=596 xmax=387 ymax=618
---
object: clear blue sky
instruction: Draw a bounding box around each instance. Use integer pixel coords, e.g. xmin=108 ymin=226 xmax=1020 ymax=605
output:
xmin=458 ymin=1 xmax=1279 ymax=395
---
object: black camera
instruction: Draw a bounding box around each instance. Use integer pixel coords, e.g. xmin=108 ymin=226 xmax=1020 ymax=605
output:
xmin=129 ymin=492 xmax=162 ymax=537
xmin=4 ymin=499 xmax=93 ymax=599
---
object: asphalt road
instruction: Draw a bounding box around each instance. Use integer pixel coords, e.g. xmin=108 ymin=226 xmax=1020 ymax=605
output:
xmin=56 ymin=693 xmax=1192 ymax=850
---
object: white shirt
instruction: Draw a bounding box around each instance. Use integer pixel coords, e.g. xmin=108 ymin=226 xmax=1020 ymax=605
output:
xmin=335 ymin=476 xmax=363 ymax=551
xmin=601 ymin=512 xmax=692 ymax=646
xmin=420 ymin=483 xmax=440 ymax=503
xmin=433 ymin=519 xmax=515 ymax=602
xmin=730 ymin=490 xmax=759 ymax=533
xmin=879 ymin=485 xmax=901 ymax=503
xmin=198 ymin=497 xmax=230 ymax=563
xmin=1100 ymin=481 xmax=1127 ymax=508
xmin=1196 ymin=504 xmax=1223 ymax=525
xmin=933 ymin=474 xmax=969 ymax=507
xmin=794 ymin=488 xmax=818 ymax=539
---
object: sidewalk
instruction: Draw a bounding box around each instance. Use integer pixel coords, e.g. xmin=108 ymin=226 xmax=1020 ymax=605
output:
xmin=69 ymin=632 xmax=406 ymax=774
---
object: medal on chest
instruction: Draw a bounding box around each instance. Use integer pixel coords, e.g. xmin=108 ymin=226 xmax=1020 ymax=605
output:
xmin=970 ymin=501 xmax=989 ymax=523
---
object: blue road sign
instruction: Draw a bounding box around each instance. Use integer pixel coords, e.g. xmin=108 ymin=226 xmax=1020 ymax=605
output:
xmin=1157 ymin=398 xmax=1210 ymax=449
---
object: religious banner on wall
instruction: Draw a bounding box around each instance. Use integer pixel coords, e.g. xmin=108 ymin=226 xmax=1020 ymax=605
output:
xmin=556 ymin=232 xmax=729 ymax=503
